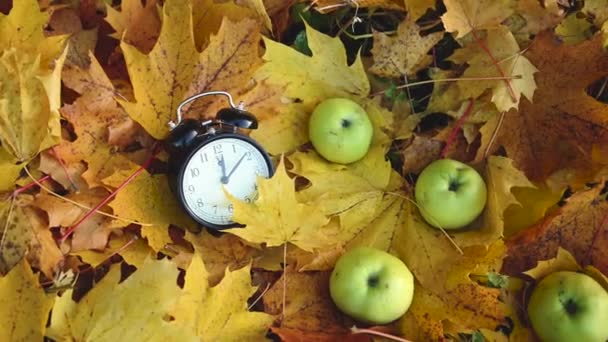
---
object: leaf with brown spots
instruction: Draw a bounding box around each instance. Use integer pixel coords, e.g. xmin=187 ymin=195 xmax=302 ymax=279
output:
xmin=120 ymin=0 xmax=273 ymax=139
xmin=106 ymin=0 xmax=161 ymax=53
xmin=502 ymin=183 xmax=608 ymax=276
xmin=488 ymin=31 xmax=608 ymax=181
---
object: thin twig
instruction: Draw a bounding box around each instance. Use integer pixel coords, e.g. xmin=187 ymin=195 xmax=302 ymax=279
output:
xmin=248 ymin=282 xmax=271 ymax=311
xmin=49 ymin=147 xmax=78 ymax=191
xmin=595 ymin=77 xmax=608 ymax=99
xmin=60 ymin=144 xmax=159 ymax=242
xmin=483 ymin=111 xmax=506 ymax=158
xmin=351 ymin=326 xmax=413 ymax=342
xmin=23 ymin=167 xmax=151 ymax=226
xmin=370 ymin=75 xmax=522 ymax=97
xmin=441 ymin=99 xmax=475 ymax=158
xmin=385 ymin=192 xmax=464 ymax=255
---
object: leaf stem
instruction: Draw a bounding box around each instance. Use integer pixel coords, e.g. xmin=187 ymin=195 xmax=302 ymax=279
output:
xmin=471 ymin=30 xmax=517 ymax=103
xmin=282 ymin=242 xmax=287 ymax=320
xmin=49 ymin=147 xmax=79 ymax=191
xmin=440 ymin=99 xmax=475 ymax=158
xmin=13 ymin=174 xmax=51 ymax=196
xmin=60 ymin=144 xmax=159 ymax=243
xmin=350 ymin=326 xmax=413 ymax=342
xmin=483 ymin=110 xmax=506 ymax=158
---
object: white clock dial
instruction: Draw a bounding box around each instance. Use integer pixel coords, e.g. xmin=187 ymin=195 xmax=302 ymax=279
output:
xmin=181 ymin=137 xmax=271 ymax=226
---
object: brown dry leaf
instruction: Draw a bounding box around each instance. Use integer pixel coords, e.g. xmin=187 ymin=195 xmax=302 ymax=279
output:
xmin=441 ymin=0 xmax=515 ymax=38
xmin=502 ymin=184 xmax=608 ymax=276
xmin=263 ymin=270 xmax=357 ymax=336
xmin=184 ymin=230 xmax=260 ymax=286
xmin=512 ymin=0 xmax=564 ymax=35
xmin=401 ymin=135 xmax=443 ymax=174
xmin=0 ymin=259 xmax=54 ymax=342
xmin=55 ymin=53 xmax=135 ymax=188
xmin=405 ymin=0 xmax=436 ymax=20
xmin=106 ymin=0 xmax=161 ymax=53
xmin=370 ymin=17 xmax=443 ymax=77
xmin=34 ymin=189 xmax=115 ymax=252
xmin=120 ymin=0 xmax=274 ymax=139
xmin=0 ymin=196 xmax=63 ymax=278
xmin=489 ymin=31 xmax=608 ymax=181
xmin=38 ymin=151 xmax=88 ymax=192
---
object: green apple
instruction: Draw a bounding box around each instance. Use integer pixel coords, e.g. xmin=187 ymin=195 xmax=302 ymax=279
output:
xmin=414 ymin=158 xmax=487 ymax=229
xmin=527 ymin=271 xmax=608 ymax=342
xmin=309 ymin=98 xmax=373 ymax=164
xmin=329 ymin=247 xmax=414 ymax=324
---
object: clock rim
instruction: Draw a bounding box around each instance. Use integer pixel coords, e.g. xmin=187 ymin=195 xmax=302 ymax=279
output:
xmin=175 ymin=132 xmax=274 ymax=231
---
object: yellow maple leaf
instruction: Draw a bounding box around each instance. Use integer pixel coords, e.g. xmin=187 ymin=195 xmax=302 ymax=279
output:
xmin=255 ymin=21 xmax=370 ymax=108
xmin=0 ymin=0 xmax=66 ymax=65
xmin=0 ymin=259 xmax=53 ymax=341
xmin=0 ymin=148 xmax=24 ymax=192
xmin=441 ymin=0 xmax=515 ymax=38
xmin=225 ymin=158 xmax=331 ymax=252
xmin=104 ymin=166 xmax=196 ymax=252
xmin=449 ymin=26 xmax=538 ymax=112
xmin=172 ymin=255 xmax=273 ymax=340
xmin=46 ymin=258 xmax=198 ymax=342
xmin=370 ymin=17 xmax=443 ymax=77
xmin=120 ymin=0 xmax=267 ymax=139
xmin=0 ymin=48 xmax=66 ymax=162
xmin=452 ymin=156 xmax=535 ymax=247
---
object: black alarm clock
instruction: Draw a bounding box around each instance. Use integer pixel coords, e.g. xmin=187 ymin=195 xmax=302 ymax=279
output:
xmin=165 ymin=91 xmax=274 ymax=230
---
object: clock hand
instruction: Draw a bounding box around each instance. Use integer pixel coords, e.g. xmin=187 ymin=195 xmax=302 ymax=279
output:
xmin=225 ymin=153 xmax=248 ymax=183
xmin=217 ymin=155 xmax=228 ymax=184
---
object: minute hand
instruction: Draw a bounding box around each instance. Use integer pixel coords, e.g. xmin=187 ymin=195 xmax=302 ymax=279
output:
xmin=225 ymin=153 xmax=248 ymax=183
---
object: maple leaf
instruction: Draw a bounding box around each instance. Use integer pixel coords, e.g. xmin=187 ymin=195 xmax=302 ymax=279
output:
xmin=104 ymin=166 xmax=196 ymax=252
xmin=0 ymin=48 xmax=66 ymax=162
xmin=441 ymin=0 xmax=515 ymax=38
xmin=251 ymin=22 xmax=371 ymax=155
xmin=370 ymin=17 xmax=443 ymax=77
xmin=34 ymin=189 xmax=115 ymax=251
xmin=172 ymin=255 xmax=273 ymax=340
xmin=72 ymin=232 xmax=153 ymax=268
xmin=263 ymin=270 xmax=358 ymax=337
xmin=46 ymin=258 xmax=198 ymax=341
xmin=486 ymin=31 xmax=608 ymax=181
xmin=452 ymin=156 xmax=535 ymax=247
xmin=502 ymin=184 xmax=608 ymax=276
xmin=120 ymin=0 xmax=270 ymax=139
xmin=0 ymin=259 xmax=54 ymax=341
xmin=184 ymin=230 xmax=260 ymax=286
xmin=226 ymin=159 xmax=331 ymax=252
xmin=106 ymin=0 xmax=161 ymax=53
xmin=0 ymin=196 xmax=62 ymax=278
xmin=55 ymin=54 xmax=135 ymax=188
xmin=0 ymin=0 xmax=66 ymax=65
xmin=448 ymin=26 xmax=538 ymax=112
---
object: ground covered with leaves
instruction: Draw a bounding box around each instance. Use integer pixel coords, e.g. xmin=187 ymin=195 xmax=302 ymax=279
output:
xmin=0 ymin=0 xmax=607 ymax=341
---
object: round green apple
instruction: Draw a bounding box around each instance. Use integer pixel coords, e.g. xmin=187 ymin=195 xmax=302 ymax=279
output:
xmin=309 ymin=98 xmax=373 ymax=164
xmin=527 ymin=271 xmax=608 ymax=342
xmin=414 ymin=159 xmax=487 ymax=229
xmin=329 ymin=247 xmax=414 ymax=324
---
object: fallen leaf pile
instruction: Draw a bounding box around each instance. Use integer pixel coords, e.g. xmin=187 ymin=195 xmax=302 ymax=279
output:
xmin=0 ymin=0 xmax=607 ymax=341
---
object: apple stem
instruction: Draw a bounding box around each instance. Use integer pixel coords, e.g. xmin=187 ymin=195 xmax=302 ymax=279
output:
xmin=385 ymin=191 xmax=464 ymax=255
xmin=22 ymin=166 xmax=152 ymax=226
xmin=440 ymin=98 xmax=475 ymax=158
xmin=350 ymin=326 xmax=413 ymax=342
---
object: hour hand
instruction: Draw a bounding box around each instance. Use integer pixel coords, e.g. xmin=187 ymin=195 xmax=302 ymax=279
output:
xmin=217 ymin=155 xmax=228 ymax=184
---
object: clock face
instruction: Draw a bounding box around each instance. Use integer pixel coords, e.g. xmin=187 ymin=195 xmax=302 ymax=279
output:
xmin=180 ymin=136 xmax=272 ymax=227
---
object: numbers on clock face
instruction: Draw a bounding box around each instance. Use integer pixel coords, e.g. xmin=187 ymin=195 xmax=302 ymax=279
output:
xmin=181 ymin=137 xmax=271 ymax=226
